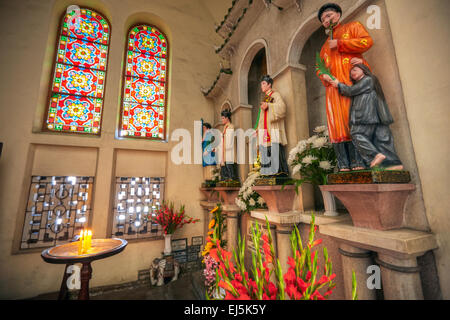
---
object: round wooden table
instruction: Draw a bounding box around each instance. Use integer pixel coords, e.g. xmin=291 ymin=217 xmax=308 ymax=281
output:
xmin=41 ymin=238 xmax=127 ymax=300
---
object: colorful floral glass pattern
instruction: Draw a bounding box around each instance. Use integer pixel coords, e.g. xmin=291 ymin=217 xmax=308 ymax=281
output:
xmin=46 ymin=8 xmax=109 ymax=134
xmin=120 ymin=25 xmax=168 ymax=139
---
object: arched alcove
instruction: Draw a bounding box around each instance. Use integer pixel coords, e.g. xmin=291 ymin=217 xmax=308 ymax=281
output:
xmin=299 ymin=27 xmax=328 ymax=136
xmin=247 ymin=48 xmax=267 ymax=128
xmin=238 ymin=39 xmax=271 ymax=108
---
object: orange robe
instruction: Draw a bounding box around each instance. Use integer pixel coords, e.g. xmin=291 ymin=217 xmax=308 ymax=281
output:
xmin=318 ymin=21 xmax=373 ymax=144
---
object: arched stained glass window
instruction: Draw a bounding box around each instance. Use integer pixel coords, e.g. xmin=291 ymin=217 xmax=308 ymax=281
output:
xmin=44 ymin=8 xmax=110 ymax=135
xmin=119 ymin=25 xmax=168 ymax=140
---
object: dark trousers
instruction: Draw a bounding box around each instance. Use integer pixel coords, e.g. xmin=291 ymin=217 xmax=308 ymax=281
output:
xmin=220 ymin=163 xmax=239 ymax=181
xmin=259 ymin=143 xmax=289 ymax=177
xmin=333 ymin=141 xmax=365 ymax=170
xmin=351 ymin=124 xmax=402 ymax=167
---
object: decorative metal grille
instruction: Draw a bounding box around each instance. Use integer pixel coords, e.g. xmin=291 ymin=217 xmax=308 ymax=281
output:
xmin=21 ymin=176 xmax=93 ymax=249
xmin=112 ymin=177 xmax=164 ymax=240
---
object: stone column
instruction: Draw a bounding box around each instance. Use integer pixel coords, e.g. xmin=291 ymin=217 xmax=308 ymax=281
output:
xmin=339 ymin=243 xmax=377 ymax=300
xmin=275 ymin=224 xmax=294 ymax=273
xmin=223 ymin=205 xmax=240 ymax=252
xmin=251 ymin=210 xmax=301 ymax=274
xmin=376 ymin=253 xmax=423 ymax=300
xmin=200 ymin=201 xmax=216 ymax=242
xmin=215 ymin=187 xmax=241 ymax=253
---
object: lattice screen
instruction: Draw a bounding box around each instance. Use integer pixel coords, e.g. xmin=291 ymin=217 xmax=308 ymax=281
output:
xmin=112 ymin=177 xmax=164 ymax=240
xmin=21 ymin=176 xmax=93 ymax=249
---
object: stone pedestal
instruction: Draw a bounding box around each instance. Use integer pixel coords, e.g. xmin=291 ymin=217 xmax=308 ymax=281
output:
xmin=214 ymin=187 xmax=240 ymax=206
xmin=200 ymin=201 xmax=217 ymax=243
xmin=199 ymin=187 xmax=219 ymax=203
xmin=214 ymin=187 xmax=241 ymax=252
xmin=320 ymin=220 xmax=438 ymax=300
xmin=339 ymin=244 xmax=376 ymax=300
xmin=252 ymin=185 xmax=297 ymax=214
xmin=320 ymin=184 xmax=415 ymax=230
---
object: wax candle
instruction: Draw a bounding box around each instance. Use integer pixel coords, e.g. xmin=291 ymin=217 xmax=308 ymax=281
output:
xmin=82 ymin=230 xmax=88 ymax=253
xmin=86 ymin=230 xmax=92 ymax=252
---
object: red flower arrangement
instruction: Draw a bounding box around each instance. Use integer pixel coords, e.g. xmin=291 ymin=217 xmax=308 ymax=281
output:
xmin=148 ymin=201 xmax=199 ymax=235
xmin=208 ymin=213 xmax=357 ymax=300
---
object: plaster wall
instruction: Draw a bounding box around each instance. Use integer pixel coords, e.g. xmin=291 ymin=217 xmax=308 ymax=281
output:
xmin=384 ymin=0 xmax=450 ymax=298
xmin=0 ymin=0 xmax=221 ymax=299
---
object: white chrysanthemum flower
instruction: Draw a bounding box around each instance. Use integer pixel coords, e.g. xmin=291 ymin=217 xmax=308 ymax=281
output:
xmin=302 ymin=155 xmax=318 ymax=165
xmin=319 ymin=160 xmax=332 ymax=170
xmin=288 ymin=152 xmax=297 ymax=166
xmin=257 ymin=197 xmax=265 ymax=205
xmin=312 ymin=137 xmax=328 ymax=149
xmin=249 ymin=198 xmax=256 ymax=207
xmin=313 ymin=125 xmax=327 ymax=134
xmin=307 ymin=135 xmax=319 ymax=144
xmin=292 ymin=164 xmax=302 ymax=175
xmin=296 ymin=140 xmax=307 ymax=154
xmin=236 ymin=198 xmax=246 ymax=211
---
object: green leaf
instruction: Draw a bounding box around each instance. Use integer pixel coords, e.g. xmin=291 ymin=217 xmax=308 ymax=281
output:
xmin=352 ymin=270 xmax=358 ymax=300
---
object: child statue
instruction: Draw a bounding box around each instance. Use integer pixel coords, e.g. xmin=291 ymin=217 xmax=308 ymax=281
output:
xmin=329 ymin=64 xmax=404 ymax=170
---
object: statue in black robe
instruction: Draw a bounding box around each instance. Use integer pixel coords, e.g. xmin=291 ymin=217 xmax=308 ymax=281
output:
xmin=331 ymin=64 xmax=404 ymax=170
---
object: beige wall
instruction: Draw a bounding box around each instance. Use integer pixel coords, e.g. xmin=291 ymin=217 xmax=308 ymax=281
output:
xmin=384 ymin=0 xmax=450 ymax=298
xmin=0 ymin=0 xmax=221 ymax=299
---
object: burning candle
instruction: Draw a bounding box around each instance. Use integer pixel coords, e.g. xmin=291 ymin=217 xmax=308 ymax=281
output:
xmin=86 ymin=230 xmax=92 ymax=252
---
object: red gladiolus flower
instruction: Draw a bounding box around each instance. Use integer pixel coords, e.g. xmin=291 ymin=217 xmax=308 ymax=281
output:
xmin=311 ymin=290 xmax=325 ymax=300
xmin=287 ymin=256 xmax=296 ymax=269
xmin=296 ymin=277 xmax=309 ymax=293
xmin=305 ymin=271 xmax=312 ymax=281
xmin=218 ymin=280 xmax=232 ymax=292
xmin=324 ymin=289 xmax=334 ymax=297
xmin=268 ymin=282 xmax=278 ymax=299
xmin=284 ymin=268 xmax=296 ymax=284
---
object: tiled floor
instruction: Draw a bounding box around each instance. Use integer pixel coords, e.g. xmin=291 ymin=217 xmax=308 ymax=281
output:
xmin=31 ymin=270 xmax=206 ymax=300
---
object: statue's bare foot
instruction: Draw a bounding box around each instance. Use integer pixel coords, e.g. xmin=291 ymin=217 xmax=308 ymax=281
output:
xmin=386 ymin=165 xmax=404 ymax=171
xmin=352 ymin=167 xmax=365 ymax=171
xmin=340 ymin=168 xmax=351 ymax=172
xmin=370 ymin=153 xmax=386 ymax=168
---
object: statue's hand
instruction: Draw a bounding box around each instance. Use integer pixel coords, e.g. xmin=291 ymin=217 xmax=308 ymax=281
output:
xmin=328 ymin=39 xmax=338 ymax=49
xmin=330 ymin=79 xmax=339 ymax=88
xmin=351 ymin=57 xmax=363 ymax=65
xmin=322 ymin=74 xmax=333 ymax=83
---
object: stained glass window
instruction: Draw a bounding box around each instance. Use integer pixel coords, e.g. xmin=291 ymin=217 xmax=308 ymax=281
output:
xmin=119 ymin=25 xmax=168 ymax=140
xmin=44 ymin=8 xmax=110 ymax=134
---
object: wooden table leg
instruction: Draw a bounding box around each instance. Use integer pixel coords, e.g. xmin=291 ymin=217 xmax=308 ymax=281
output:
xmin=78 ymin=262 xmax=92 ymax=300
xmin=58 ymin=264 xmax=72 ymax=300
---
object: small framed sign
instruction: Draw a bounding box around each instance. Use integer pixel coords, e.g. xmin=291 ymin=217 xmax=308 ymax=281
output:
xmin=192 ymin=236 xmax=203 ymax=246
xmin=172 ymin=238 xmax=187 ymax=252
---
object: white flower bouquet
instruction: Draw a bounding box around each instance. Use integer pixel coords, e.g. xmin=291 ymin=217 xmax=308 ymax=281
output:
xmin=288 ymin=126 xmax=337 ymax=187
xmin=235 ymin=170 xmax=267 ymax=213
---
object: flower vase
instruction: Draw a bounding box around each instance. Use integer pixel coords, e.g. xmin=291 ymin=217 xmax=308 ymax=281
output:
xmin=320 ymin=188 xmax=339 ymax=217
xmin=164 ymin=233 xmax=172 ymax=256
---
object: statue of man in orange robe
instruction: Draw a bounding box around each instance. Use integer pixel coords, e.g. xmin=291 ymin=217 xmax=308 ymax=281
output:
xmin=317 ymin=3 xmax=373 ymax=171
